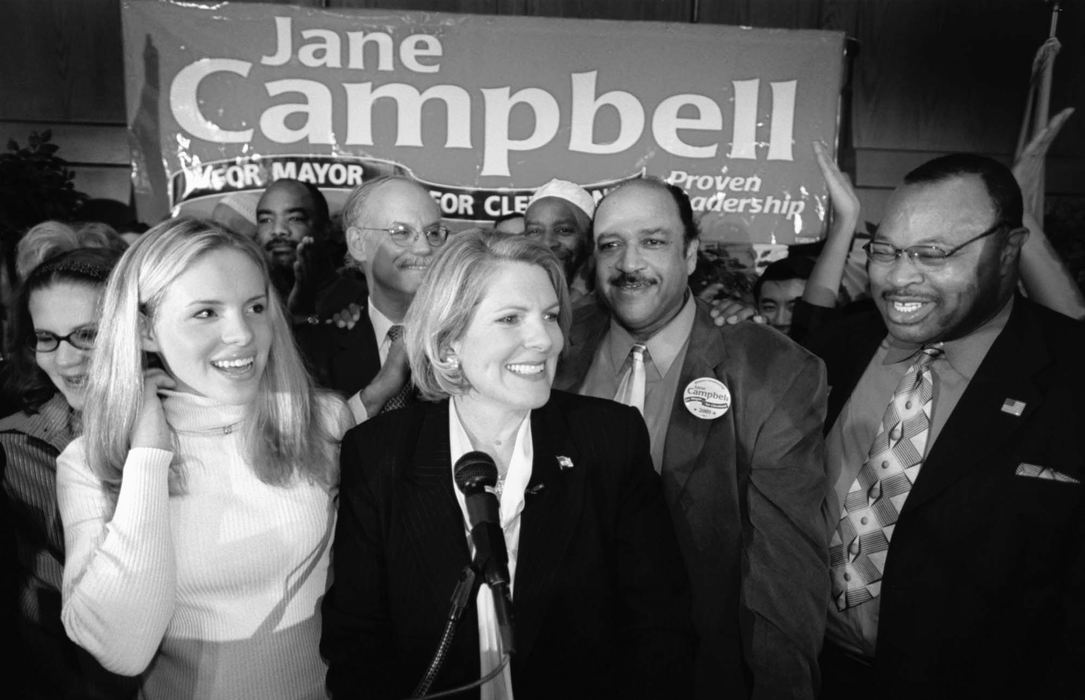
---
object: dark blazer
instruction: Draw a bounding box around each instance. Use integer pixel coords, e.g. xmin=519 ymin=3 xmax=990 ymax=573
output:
xmin=555 ymin=299 xmax=830 ymax=700
xmin=807 ymin=297 xmax=1085 ymax=697
xmin=295 ymin=290 xmax=380 ymax=398
xmin=321 ymin=390 xmax=694 ymax=699
xmin=0 ymin=396 xmax=138 ymax=699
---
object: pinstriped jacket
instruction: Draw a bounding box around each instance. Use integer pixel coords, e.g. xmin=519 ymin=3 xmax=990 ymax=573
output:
xmin=1 ymin=394 xmax=137 ymax=699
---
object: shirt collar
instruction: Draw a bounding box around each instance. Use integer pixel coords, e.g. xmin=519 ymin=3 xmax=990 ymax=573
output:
xmin=368 ymin=298 xmax=396 ymax=345
xmin=448 ymin=398 xmax=534 ymax=531
xmin=882 ymin=296 xmax=1014 ymax=380
xmin=603 ymin=292 xmax=696 ymax=377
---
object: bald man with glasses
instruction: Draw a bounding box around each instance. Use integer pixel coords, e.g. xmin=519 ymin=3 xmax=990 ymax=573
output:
xmin=298 ymin=176 xmax=448 ymax=421
xmin=808 ymin=154 xmax=1085 ymax=697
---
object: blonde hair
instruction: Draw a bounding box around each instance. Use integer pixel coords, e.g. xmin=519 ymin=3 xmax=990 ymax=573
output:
xmin=83 ymin=217 xmax=338 ymax=492
xmin=16 ymin=220 xmax=128 ymax=280
xmin=404 ymin=229 xmax=570 ymax=401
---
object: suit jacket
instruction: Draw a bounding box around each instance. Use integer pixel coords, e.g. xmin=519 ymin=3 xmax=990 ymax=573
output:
xmin=321 ymin=390 xmax=694 ymax=699
xmin=295 ymin=290 xmax=381 ymax=398
xmin=808 ymin=297 xmax=1085 ymax=696
xmin=0 ymin=396 xmax=138 ymax=699
xmin=555 ymin=299 xmax=830 ymax=700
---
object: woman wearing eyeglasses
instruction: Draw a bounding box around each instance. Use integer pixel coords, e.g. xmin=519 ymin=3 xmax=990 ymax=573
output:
xmin=0 ymin=246 xmax=139 ymax=698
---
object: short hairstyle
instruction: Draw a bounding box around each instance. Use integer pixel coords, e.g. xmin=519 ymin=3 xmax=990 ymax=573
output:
xmin=404 ymin=229 xmax=571 ymax=401
xmin=594 ymin=177 xmax=699 ymax=247
xmin=260 ymin=179 xmax=331 ymax=235
xmin=903 ymin=154 xmax=1024 ymax=230
xmin=753 ymin=256 xmax=815 ymax=301
xmin=82 ymin=217 xmax=338 ymax=494
xmin=339 ymin=175 xmax=421 ymax=230
xmin=6 ymin=247 xmax=122 ymax=412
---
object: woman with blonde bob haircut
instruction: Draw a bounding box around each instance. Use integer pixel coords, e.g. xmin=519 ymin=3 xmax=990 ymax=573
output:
xmin=57 ymin=217 xmax=351 ymax=699
xmin=404 ymin=229 xmax=571 ymax=402
xmin=322 ymin=229 xmax=694 ymax=700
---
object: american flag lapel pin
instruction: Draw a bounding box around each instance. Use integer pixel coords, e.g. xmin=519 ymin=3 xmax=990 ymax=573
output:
xmin=1001 ymin=398 xmax=1026 ymax=416
xmin=556 ymin=455 xmax=574 ymax=470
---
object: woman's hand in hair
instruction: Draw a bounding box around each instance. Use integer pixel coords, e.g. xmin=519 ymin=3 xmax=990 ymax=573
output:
xmin=132 ymin=368 xmax=176 ymax=451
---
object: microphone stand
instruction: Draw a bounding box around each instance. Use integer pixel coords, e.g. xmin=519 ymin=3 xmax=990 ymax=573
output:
xmin=410 ymin=565 xmax=478 ymax=699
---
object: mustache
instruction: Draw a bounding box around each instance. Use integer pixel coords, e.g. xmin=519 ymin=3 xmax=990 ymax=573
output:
xmin=880 ymin=287 xmax=936 ymax=300
xmin=608 ymin=271 xmax=655 ymax=287
xmin=396 ymin=255 xmax=431 ymax=268
xmin=264 ymin=235 xmax=298 ymax=252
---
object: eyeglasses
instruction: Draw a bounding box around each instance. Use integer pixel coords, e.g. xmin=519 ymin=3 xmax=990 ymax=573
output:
xmin=30 ymin=327 xmax=98 ymax=353
xmin=362 ymin=224 xmax=450 ymax=248
xmin=864 ymin=221 xmax=1007 ymax=267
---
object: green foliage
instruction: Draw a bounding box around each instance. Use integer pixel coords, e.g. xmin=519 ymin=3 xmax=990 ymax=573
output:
xmin=0 ymin=130 xmax=87 ymax=244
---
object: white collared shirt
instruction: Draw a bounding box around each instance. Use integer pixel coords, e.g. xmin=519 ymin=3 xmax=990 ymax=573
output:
xmin=449 ymin=398 xmax=533 ymax=700
xmin=368 ymin=299 xmax=396 ymax=366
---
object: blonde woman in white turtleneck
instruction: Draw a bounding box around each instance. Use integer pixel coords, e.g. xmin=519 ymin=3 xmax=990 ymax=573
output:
xmin=56 ymin=218 xmax=351 ymax=700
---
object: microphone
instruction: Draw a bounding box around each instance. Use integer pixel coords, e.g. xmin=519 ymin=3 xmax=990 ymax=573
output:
xmin=453 ymin=451 xmax=516 ymax=654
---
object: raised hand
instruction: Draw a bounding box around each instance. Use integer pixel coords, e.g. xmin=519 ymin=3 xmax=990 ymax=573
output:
xmin=813 ymin=140 xmax=859 ymax=235
xmin=131 ymin=368 xmax=176 ymax=451
xmin=331 ymin=302 xmax=364 ymax=330
xmin=287 ymin=236 xmax=338 ymax=318
xmin=1014 ymin=107 xmax=1074 ymax=219
xmin=709 ymin=296 xmax=765 ymax=327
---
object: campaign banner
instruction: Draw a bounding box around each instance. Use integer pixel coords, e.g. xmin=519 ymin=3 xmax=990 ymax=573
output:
xmin=122 ymin=0 xmax=845 ymax=248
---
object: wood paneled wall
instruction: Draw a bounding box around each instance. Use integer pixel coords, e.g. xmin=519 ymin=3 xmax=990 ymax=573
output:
xmin=2 ymin=0 xmax=1082 ymax=225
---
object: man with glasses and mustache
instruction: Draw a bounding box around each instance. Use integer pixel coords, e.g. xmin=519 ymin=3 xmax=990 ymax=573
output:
xmin=808 ymin=154 xmax=1085 ymax=697
xmin=555 ymin=177 xmax=829 ymax=700
xmin=298 ymin=176 xmax=448 ymax=422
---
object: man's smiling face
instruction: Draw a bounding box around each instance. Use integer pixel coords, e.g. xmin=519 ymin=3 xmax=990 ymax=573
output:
xmin=593 ymin=182 xmax=697 ymax=341
xmin=869 ymin=174 xmax=1010 ymax=345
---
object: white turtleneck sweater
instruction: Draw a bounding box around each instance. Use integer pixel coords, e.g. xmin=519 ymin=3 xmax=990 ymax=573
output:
xmin=56 ymin=390 xmax=350 ymax=700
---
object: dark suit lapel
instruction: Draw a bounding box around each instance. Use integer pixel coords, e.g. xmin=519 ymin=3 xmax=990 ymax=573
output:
xmin=513 ymin=398 xmax=584 ymax=662
xmin=903 ymin=301 xmax=1050 ymax=513
xmin=662 ymin=304 xmax=729 ymax=496
xmin=399 ymin=402 xmax=472 ymax=601
xmin=333 ymin=307 xmax=381 ymax=394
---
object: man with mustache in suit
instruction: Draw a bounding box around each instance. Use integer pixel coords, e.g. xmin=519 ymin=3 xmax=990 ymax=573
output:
xmin=555 ymin=177 xmax=830 ymax=700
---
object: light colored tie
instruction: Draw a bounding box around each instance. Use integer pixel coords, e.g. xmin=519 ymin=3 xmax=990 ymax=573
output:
xmin=380 ymin=325 xmax=414 ymax=413
xmin=830 ymin=346 xmax=942 ymax=611
xmin=613 ymin=343 xmax=647 ymax=415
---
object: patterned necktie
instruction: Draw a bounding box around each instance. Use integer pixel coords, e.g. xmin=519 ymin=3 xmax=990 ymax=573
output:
xmin=830 ymin=345 xmax=943 ymax=611
xmin=380 ymin=325 xmax=414 ymax=413
xmin=613 ymin=343 xmax=647 ymax=415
